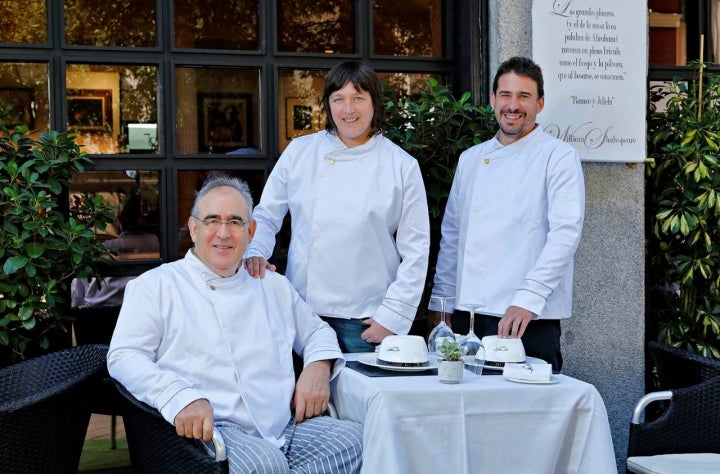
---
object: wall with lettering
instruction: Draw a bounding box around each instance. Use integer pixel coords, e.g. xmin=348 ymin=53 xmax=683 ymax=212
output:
xmin=532 ymin=0 xmax=647 ymax=162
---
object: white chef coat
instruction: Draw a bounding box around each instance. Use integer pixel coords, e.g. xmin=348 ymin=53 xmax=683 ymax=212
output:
xmin=432 ymin=126 xmax=585 ymax=319
xmin=245 ymin=131 xmax=430 ymax=336
xmin=107 ymin=250 xmax=344 ymax=448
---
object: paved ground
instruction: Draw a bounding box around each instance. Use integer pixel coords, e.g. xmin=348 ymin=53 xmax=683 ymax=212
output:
xmin=86 ymin=413 xmax=126 ymax=441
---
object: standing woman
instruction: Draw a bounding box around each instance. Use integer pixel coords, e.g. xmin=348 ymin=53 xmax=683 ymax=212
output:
xmin=244 ymin=61 xmax=429 ymax=352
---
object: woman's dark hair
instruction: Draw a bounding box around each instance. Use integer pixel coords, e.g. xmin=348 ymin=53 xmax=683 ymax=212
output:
xmin=492 ymin=56 xmax=545 ymax=98
xmin=322 ymin=61 xmax=385 ymax=137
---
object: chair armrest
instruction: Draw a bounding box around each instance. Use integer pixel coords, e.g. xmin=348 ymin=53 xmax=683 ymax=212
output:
xmin=631 ymin=390 xmax=672 ymax=424
xmin=199 ymin=429 xmax=227 ymax=462
xmin=326 ymin=401 xmax=338 ymax=419
xmin=627 ymin=375 xmax=720 ymax=458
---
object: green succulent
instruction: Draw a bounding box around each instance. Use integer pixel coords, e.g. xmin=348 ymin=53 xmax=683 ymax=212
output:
xmin=438 ymin=339 xmax=463 ymax=362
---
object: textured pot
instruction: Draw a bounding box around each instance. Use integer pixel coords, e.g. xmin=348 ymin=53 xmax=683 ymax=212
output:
xmin=438 ymin=360 xmax=464 ymax=384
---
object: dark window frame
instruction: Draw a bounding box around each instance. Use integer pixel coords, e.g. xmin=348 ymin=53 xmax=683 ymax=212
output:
xmin=0 ymin=0 xmax=487 ymax=272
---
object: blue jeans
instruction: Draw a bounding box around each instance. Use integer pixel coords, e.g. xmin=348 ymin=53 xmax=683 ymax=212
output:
xmin=321 ymin=317 xmax=377 ymax=353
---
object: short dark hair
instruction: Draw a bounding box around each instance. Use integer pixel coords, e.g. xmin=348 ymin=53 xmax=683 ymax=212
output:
xmin=492 ymin=56 xmax=544 ymax=98
xmin=322 ymin=61 xmax=385 ymax=137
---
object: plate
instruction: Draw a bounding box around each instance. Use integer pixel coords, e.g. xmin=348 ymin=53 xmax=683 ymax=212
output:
xmin=505 ymin=375 xmax=558 ymax=385
xmin=356 ymin=353 xmax=439 ymax=372
xmin=463 ymin=355 xmax=547 ymax=371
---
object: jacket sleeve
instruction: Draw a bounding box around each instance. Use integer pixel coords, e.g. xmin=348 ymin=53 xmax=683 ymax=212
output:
xmin=107 ymin=277 xmax=205 ymax=425
xmin=373 ymin=156 xmax=430 ymax=335
xmin=509 ymin=147 xmax=585 ymax=315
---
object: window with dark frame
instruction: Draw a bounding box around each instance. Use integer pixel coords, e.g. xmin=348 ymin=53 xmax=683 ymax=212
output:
xmin=0 ymin=0 xmax=480 ymax=273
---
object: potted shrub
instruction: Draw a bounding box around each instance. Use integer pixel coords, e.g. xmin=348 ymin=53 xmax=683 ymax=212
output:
xmin=437 ymin=339 xmax=464 ymax=384
xmin=646 ymin=62 xmax=720 ymax=359
xmin=0 ymin=126 xmax=116 ymax=366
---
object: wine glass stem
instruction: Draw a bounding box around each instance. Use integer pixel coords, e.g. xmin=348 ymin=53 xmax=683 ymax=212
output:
xmin=469 ymin=309 xmax=475 ymax=335
xmin=439 ymin=298 xmax=447 ymax=324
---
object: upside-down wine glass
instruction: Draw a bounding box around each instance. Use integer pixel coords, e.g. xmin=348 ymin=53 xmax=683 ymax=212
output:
xmin=427 ymin=295 xmax=456 ymax=353
xmin=460 ymin=303 xmax=482 ymax=356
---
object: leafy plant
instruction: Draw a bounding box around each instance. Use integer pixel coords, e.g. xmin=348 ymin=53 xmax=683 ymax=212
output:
xmin=0 ymin=126 xmax=116 ymax=365
xmin=646 ymin=61 xmax=720 ymax=359
xmin=437 ymin=339 xmax=463 ymax=362
xmin=384 ymin=78 xmax=496 ymax=229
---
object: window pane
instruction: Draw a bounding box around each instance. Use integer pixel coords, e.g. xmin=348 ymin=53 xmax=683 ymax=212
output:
xmin=0 ymin=0 xmax=46 ymax=44
xmin=0 ymin=62 xmax=49 ymax=133
xmin=378 ymin=71 xmax=442 ymax=97
xmin=176 ymin=66 xmax=260 ymax=154
xmin=70 ymin=170 xmax=162 ymax=255
xmin=177 ymin=170 xmax=265 ymax=256
xmin=66 ymin=64 xmax=159 ymax=155
xmin=277 ymin=0 xmax=354 ymax=53
xmin=278 ymin=68 xmax=327 ymax=151
xmin=373 ymin=0 xmax=444 ymax=57
xmin=64 ymin=0 xmax=156 ymax=47
xmin=174 ymin=0 xmax=259 ymax=50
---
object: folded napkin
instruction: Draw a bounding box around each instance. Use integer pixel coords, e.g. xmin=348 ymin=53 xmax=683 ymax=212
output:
xmin=503 ymin=362 xmax=552 ymax=382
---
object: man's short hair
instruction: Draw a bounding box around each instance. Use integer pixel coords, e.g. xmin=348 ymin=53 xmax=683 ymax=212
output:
xmin=492 ymin=56 xmax=544 ymax=98
xmin=191 ymin=175 xmax=254 ymax=218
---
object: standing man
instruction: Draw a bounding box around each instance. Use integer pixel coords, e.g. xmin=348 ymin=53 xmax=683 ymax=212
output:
xmin=431 ymin=56 xmax=585 ymax=371
xmin=108 ymin=175 xmax=362 ymax=473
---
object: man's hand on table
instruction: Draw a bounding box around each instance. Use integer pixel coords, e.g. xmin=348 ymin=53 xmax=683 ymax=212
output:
xmin=293 ymin=359 xmax=332 ymax=423
xmin=174 ymin=398 xmax=214 ymax=442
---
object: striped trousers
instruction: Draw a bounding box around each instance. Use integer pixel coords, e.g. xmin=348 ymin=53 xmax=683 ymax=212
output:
xmin=215 ymin=415 xmax=363 ymax=474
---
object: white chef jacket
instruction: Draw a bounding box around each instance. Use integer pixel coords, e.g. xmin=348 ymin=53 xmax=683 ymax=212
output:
xmin=432 ymin=126 xmax=585 ymax=319
xmin=107 ymin=250 xmax=344 ymax=448
xmin=245 ymin=131 xmax=430 ymax=336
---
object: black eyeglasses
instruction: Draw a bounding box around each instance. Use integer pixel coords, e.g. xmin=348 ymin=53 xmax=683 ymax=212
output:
xmin=191 ymin=215 xmax=249 ymax=232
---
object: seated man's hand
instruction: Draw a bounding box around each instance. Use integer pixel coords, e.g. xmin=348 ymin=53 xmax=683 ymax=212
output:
xmin=174 ymin=398 xmax=214 ymax=442
xmin=292 ymin=360 xmax=332 ymax=423
xmin=243 ymin=256 xmax=276 ymax=278
xmin=360 ymin=318 xmax=394 ymax=345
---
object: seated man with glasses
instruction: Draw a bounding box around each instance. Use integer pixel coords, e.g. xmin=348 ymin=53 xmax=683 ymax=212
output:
xmin=108 ymin=175 xmax=363 ymax=474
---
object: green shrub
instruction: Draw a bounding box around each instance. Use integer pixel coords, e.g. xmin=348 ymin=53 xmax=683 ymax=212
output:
xmin=0 ymin=126 xmax=116 ymax=364
xmin=646 ymin=62 xmax=720 ymax=358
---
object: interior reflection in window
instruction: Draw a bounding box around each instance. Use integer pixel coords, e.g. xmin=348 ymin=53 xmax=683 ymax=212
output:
xmin=175 ymin=66 xmax=261 ymax=154
xmin=70 ymin=170 xmax=161 ymax=256
xmin=373 ymin=0 xmax=444 ymax=57
xmin=0 ymin=62 xmax=49 ymax=135
xmin=66 ymin=64 xmax=158 ymax=155
xmin=277 ymin=0 xmax=354 ymax=53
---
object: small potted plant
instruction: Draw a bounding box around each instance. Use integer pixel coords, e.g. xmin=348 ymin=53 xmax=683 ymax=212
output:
xmin=437 ymin=339 xmax=464 ymax=384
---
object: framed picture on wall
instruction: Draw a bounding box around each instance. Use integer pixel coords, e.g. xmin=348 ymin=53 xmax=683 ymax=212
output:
xmin=285 ymin=97 xmax=321 ymax=139
xmin=197 ymin=93 xmax=252 ymax=153
xmin=67 ymin=89 xmax=112 ymax=132
xmin=0 ymin=87 xmax=35 ymax=129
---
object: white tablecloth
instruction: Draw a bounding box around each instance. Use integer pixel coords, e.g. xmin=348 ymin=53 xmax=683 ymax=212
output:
xmin=331 ymin=354 xmax=617 ymax=474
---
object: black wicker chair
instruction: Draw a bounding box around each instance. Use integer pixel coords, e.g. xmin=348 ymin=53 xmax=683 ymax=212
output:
xmin=649 ymin=340 xmax=720 ymax=390
xmin=626 ymin=375 xmax=720 ymax=473
xmin=114 ymin=380 xmax=228 ymax=473
xmin=73 ymin=306 xmax=124 ymax=448
xmin=0 ymin=344 xmax=109 ymax=474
